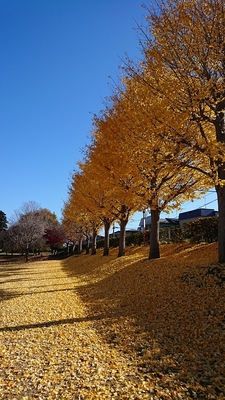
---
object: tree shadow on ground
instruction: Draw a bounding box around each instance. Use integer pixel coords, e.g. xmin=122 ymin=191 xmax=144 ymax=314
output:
xmin=62 ymin=243 xmax=225 ymax=398
xmin=0 ymin=314 xmax=111 ymax=332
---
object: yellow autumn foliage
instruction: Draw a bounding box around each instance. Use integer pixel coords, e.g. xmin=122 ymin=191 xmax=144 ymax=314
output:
xmin=1 ymin=242 xmax=225 ymax=399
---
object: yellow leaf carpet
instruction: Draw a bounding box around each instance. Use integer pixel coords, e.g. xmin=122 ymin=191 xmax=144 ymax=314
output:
xmin=0 ymin=243 xmax=225 ymax=399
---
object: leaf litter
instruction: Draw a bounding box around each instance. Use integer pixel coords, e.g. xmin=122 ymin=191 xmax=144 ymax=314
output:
xmin=0 ymin=242 xmax=225 ymax=399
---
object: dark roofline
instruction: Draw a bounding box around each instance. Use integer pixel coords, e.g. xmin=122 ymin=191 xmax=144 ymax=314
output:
xmin=179 ymin=208 xmax=217 ymax=220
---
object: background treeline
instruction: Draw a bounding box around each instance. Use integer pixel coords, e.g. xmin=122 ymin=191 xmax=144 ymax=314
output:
xmin=0 ymin=205 xmax=218 ymax=260
xmin=0 ymin=204 xmax=65 ymax=261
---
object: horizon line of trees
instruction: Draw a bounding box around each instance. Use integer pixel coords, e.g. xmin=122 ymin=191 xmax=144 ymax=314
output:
xmin=0 ymin=206 xmax=219 ymax=261
xmin=62 ymin=0 xmax=225 ymax=262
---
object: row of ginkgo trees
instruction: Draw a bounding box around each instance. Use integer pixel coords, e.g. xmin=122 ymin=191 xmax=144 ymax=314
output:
xmin=62 ymin=0 xmax=225 ymax=262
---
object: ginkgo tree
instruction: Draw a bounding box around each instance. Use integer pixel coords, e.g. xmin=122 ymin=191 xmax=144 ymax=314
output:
xmin=137 ymin=0 xmax=225 ymax=262
xmin=90 ymin=106 xmax=144 ymax=257
xmin=64 ymin=171 xmax=103 ymax=255
xmin=65 ymin=106 xmax=142 ymax=258
xmin=75 ymin=159 xmax=116 ymax=256
xmin=61 ymin=210 xmax=87 ymax=254
xmin=67 ymin=69 xmax=210 ymax=260
xmin=64 ymin=160 xmax=116 ymax=256
xmin=98 ymin=74 xmax=211 ymax=259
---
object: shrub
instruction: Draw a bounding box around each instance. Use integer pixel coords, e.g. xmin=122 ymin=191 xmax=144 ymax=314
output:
xmin=184 ymin=217 xmax=218 ymax=243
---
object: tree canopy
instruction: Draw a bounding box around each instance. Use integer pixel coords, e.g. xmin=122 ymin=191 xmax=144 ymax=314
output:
xmin=64 ymin=0 xmax=224 ymax=261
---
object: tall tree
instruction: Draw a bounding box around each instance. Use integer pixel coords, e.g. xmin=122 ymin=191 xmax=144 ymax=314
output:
xmin=91 ymin=109 xmax=143 ymax=257
xmin=77 ymin=159 xmax=117 ymax=256
xmin=0 ymin=210 xmax=7 ymax=231
xmin=140 ymin=0 xmax=225 ymax=261
xmin=100 ymin=77 xmax=210 ymax=259
xmin=64 ymin=172 xmax=103 ymax=255
xmin=61 ymin=214 xmax=85 ymax=254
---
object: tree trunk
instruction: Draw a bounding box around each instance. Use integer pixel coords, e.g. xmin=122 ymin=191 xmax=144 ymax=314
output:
xmin=216 ymin=185 xmax=225 ymax=263
xmin=103 ymin=220 xmax=110 ymax=256
xmin=149 ymin=209 xmax=160 ymax=260
xmin=118 ymin=219 xmax=127 ymax=257
xmin=77 ymin=239 xmax=82 ymax=254
xmin=67 ymin=243 xmax=70 ymax=255
xmin=91 ymin=230 xmax=97 ymax=255
xmin=86 ymin=235 xmax=90 ymax=254
xmin=215 ymin=111 xmax=225 ymax=262
xmin=25 ymin=246 xmax=29 ymax=262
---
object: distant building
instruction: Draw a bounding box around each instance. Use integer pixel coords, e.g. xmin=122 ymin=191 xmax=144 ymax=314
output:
xmin=138 ymin=208 xmax=218 ymax=231
xmin=109 ymin=229 xmax=138 ymax=238
xmin=179 ymin=208 xmax=218 ymax=228
xmin=138 ymin=215 xmax=179 ymax=232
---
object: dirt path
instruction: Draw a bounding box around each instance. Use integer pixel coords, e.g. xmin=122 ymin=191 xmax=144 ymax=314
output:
xmin=0 ymin=259 xmax=142 ymax=399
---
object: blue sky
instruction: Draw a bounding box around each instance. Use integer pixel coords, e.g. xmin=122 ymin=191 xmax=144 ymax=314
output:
xmin=0 ymin=0 xmax=218 ymax=228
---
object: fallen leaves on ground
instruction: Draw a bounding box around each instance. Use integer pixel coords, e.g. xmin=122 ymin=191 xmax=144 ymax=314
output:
xmin=0 ymin=242 xmax=225 ymax=399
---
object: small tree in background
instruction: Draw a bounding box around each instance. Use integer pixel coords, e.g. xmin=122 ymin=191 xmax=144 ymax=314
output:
xmin=43 ymin=228 xmax=65 ymax=254
xmin=184 ymin=217 xmax=218 ymax=244
xmin=9 ymin=201 xmax=60 ymax=261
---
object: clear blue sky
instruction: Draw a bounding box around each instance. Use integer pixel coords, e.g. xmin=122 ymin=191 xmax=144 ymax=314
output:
xmin=0 ymin=0 xmax=217 ymax=228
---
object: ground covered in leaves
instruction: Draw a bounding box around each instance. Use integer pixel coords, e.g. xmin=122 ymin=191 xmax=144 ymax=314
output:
xmin=0 ymin=243 xmax=225 ymax=399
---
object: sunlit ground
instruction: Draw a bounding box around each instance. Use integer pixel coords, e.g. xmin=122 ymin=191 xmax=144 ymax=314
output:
xmin=1 ymin=243 xmax=224 ymax=399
